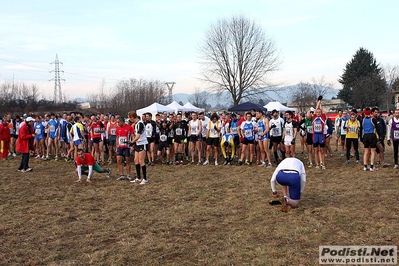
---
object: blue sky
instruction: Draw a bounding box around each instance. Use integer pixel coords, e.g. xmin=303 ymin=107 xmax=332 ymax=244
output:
xmin=1 ymin=0 xmax=398 ymax=101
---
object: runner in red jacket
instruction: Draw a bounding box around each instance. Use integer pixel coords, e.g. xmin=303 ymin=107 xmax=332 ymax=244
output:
xmin=17 ymin=117 xmax=35 ymax=172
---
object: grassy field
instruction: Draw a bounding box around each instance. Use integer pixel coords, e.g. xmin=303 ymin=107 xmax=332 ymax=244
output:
xmin=0 ymin=145 xmax=398 ymax=266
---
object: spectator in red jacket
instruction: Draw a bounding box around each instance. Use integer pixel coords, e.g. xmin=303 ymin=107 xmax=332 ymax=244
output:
xmin=17 ymin=117 xmax=35 ymax=172
xmin=0 ymin=117 xmax=11 ymax=160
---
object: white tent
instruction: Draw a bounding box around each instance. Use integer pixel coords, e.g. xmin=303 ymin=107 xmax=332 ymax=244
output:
xmin=136 ymin=102 xmax=175 ymax=118
xmin=166 ymin=101 xmax=189 ymax=114
xmin=183 ymin=102 xmax=205 ymax=112
xmin=264 ymin=101 xmax=296 ymax=112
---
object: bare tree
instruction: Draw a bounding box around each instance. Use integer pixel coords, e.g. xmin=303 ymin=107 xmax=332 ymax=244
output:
xmin=188 ymin=88 xmax=208 ymax=108
xmin=382 ymin=64 xmax=399 ymax=110
xmin=290 ymin=77 xmax=334 ymax=112
xmin=199 ymin=15 xmax=281 ymax=106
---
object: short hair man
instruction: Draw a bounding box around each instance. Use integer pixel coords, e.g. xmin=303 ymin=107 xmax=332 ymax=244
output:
xmin=75 ymin=148 xmax=110 ymax=183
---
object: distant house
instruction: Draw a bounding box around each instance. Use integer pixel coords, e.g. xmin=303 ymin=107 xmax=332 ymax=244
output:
xmin=78 ymin=102 xmax=91 ymax=109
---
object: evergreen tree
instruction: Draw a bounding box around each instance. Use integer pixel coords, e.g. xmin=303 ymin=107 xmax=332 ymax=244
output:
xmin=338 ymin=47 xmax=386 ymax=108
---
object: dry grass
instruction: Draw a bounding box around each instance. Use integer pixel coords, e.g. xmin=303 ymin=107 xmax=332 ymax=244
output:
xmin=0 ymin=145 xmax=398 ymax=266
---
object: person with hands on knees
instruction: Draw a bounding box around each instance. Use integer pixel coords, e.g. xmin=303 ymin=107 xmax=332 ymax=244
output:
xmin=269 ymin=157 xmax=306 ymax=212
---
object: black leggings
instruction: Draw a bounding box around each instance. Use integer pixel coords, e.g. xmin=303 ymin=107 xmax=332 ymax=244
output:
xmin=345 ymin=138 xmax=359 ymax=161
xmin=393 ymin=140 xmax=399 ymax=165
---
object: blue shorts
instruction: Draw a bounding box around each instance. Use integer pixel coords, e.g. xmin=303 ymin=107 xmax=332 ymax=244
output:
xmin=74 ymin=139 xmax=83 ymax=146
xmin=35 ymin=135 xmax=44 ymax=141
xmin=313 ymin=133 xmax=325 ymax=147
xmin=109 ymin=135 xmax=116 ymax=146
xmin=276 ymin=172 xmax=301 ymax=200
xmin=189 ymin=135 xmax=200 ymax=142
xmin=49 ymin=133 xmax=58 ymax=139
xmin=117 ymin=147 xmax=131 ymax=157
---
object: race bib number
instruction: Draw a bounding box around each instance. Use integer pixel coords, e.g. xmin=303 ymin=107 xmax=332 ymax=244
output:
xmin=394 ymin=130 xmax=399 ymax=140
xmin=349 ymin=126 xmax=357 ymax=133
xmin=146 ymin=129 xmax=152 ymax=137
xmin=231 ymin=127 xmax=238 ymax=134
xmin=168 ymin=130 xmax=174 ymax=138
xmin=244 ymin=129 xmax=252 ymax=137
xmin=257 ymin=127 xmax=263 ymax=134
xmin=307 ymin=126 xmax=313 ymax=133
xmin=210 ymin=128 xmax=217 ymax=135
xmin=94 ymin=127 xmax=100 ymax=133
xmin=285 ymin=128 xmax=291 ymax=136
xmin=110 ymin=128 xmax=116 ymax=135
xmin=191 ymin=126 xmax=198 ymax=134
xmin=50 ymin=125 xmax=55 ymax=132
xmin=314 ymin=124 xmax=322 ymax=133
xmin=160 ymin=134 xmax=167 ymax=142
xmin=272 ymin=127 xmax=281 ymax=136
xmin=175 ymin=128 xmax=182 ymax=136
xmin=35 ymin=129 xmax=41 ymax=135
xmin=118 ymin=136 xmax=127 ymax=146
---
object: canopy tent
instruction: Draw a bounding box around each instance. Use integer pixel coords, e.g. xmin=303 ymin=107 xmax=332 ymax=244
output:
xmin=264 ymin=101 xmax=296 ymax=112
xmin=136 ymin=102 xmax=175 ymax=118
xmin=228 ymin=102 xmax=267 ymax=112
xmin=183 ymin=102 xmax=205 ymax=112
xmin=166 ymin=101 xmax=189 ymax=114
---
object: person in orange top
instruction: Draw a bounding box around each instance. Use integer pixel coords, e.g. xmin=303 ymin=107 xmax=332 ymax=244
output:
xmin=106 ymin=114 xmax=118 ymax=164
xmin=0 ymin=117 xmax=11 ymax=160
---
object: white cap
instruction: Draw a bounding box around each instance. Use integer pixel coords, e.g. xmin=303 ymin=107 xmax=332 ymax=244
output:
xmin=26 ymin=117 xmax=35 ymax=122
xmin=310 ymin=107 xmax=315 ymax=112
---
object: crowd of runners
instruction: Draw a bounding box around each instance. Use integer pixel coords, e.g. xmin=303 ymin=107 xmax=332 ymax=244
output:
xmin=0 ymin=96 xmax=398 ymax=184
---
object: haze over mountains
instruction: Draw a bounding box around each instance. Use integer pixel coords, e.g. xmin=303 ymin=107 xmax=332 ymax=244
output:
xmin=173 ymin=84 xmax=340 ymax=108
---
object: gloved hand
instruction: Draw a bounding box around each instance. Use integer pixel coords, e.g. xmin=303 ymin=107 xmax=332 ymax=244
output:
xmin=291 ymin=139 xmax=296 ymax=145
xmin=214 ymin=125 xmax=217 ymax=130
xmin=387 ymin=139 xmax=391 ymax=146
xmin=270 ymin=124 xmax=276 ymax=129
xmin=318 ymin=95 xmax=323 ymax=101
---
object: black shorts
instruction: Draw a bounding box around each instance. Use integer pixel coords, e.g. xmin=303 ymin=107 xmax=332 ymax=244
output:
xmin=242 ymin=138 xmax=254 ymax=145
xmin=313 ymin=142 xmax=325 ymax=148
xmin=233 ymin=136 xmax=240 ymax=148
xmin=174 ymin=137 xmax=185 ymax=144
xmin=11 ymin=134 xmax=18 ymax=139
xmin=158 ymin=142 xmax=169 ymax=151
xmin=92 ymin=138 xmax=102 ymax=144
xmin=147 ymin=137 xmax=155 ymax=144
xmin=306 ymin=134 xmax=313 ymax=145
xmin=363 ymin=134 xmax=377 ymax=149
xmin=340 ymin=135 xmax=346 ymax=141
xmin=134 ymin=144 xmax=146 ymax=152
xmin=270 ymin=136 xmax=282 ymax=144
xmin=168 ymin=137 xmax=174 ymax=145
xmin=206 ymin=137 xmax=220 ymax=147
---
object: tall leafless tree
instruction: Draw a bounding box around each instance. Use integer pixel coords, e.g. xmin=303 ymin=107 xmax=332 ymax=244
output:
xmin=199 ymin=15 xmax=281 ymax=106
xmin=290 ymin=77 xmax=334 ymax=112
xmin=382 ymin=64 xmax=399 ymax=110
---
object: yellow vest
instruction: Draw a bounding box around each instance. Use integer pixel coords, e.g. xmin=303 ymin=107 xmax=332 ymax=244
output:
xmin=346 ymin=119 xmax=360 ymax=139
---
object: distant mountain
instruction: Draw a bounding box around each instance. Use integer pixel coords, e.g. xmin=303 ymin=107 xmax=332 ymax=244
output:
xmin=71 ymin=97 xmax=89 ymax=103
xmin=173 ymin=84 xmax=340 ymax=108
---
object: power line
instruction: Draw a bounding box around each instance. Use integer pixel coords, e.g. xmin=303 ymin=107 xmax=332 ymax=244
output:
xmin=0 ymin=57 xmax=121 ymax=82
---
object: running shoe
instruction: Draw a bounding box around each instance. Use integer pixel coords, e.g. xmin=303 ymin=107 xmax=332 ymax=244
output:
xmin=214 ymin=161 xmax=218 ymax=166
xmin=117 ymin=175 xmax=125 ymax=181
xmin=140 ymin=179 xmax=148 ymax=185
xmin=203 ymin=160 xmax=209 ymax=166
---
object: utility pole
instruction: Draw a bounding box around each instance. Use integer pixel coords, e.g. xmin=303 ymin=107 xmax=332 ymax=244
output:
xmin=50 ymin=54 xmax=65 ymax=104
xmin=165 ymin=82 xmax=175 ymax=104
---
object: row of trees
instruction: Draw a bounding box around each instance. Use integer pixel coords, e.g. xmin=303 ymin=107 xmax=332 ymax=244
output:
xmin=87 ymin=78 xmax=167 ymax=114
